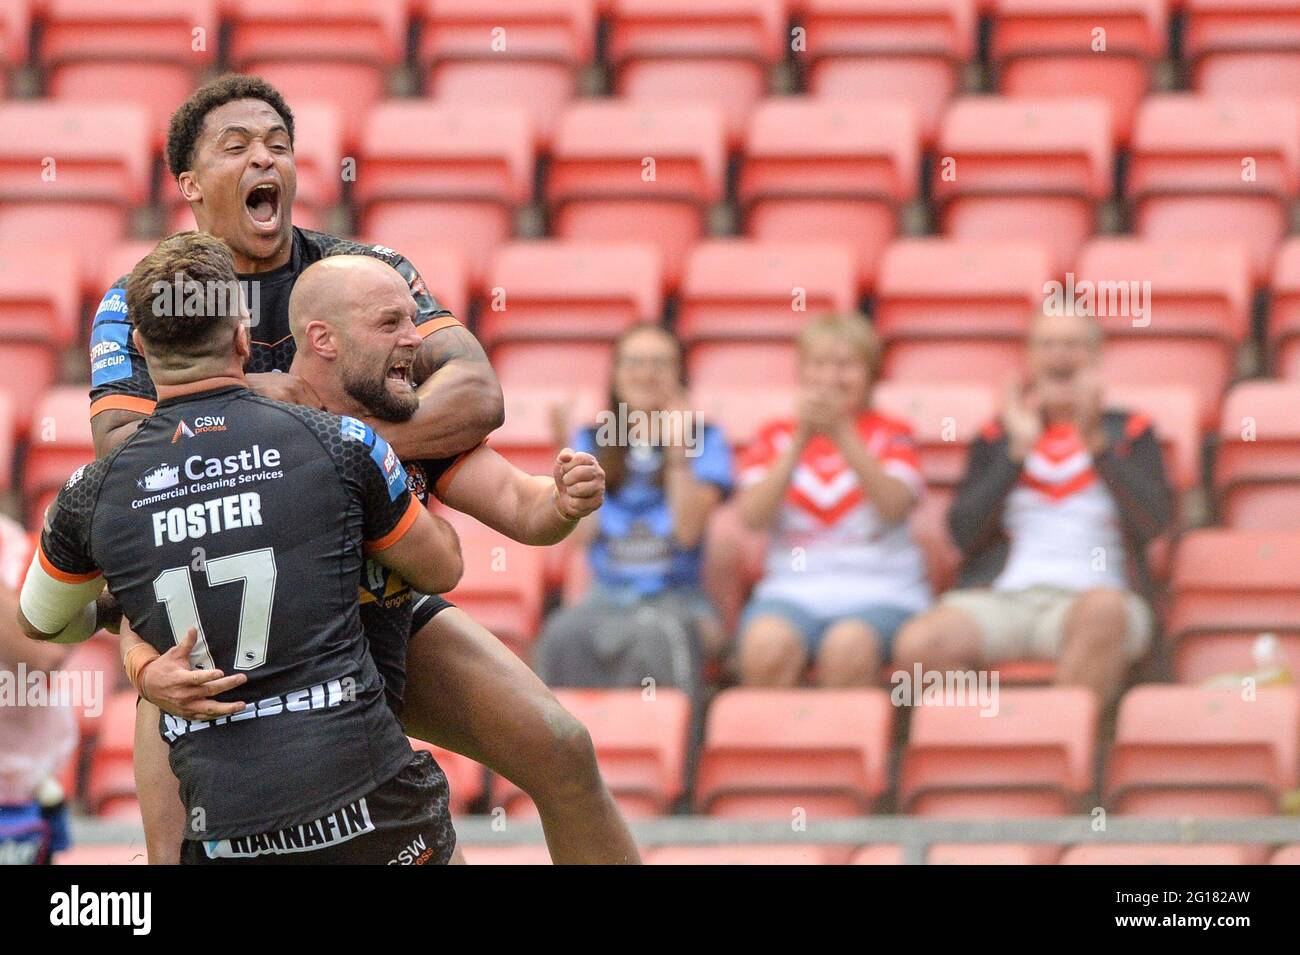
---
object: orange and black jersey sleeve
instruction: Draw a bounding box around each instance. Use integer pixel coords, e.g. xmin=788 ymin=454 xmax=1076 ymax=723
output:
xmin=268 ymin=400 xmax=421 ymax=551
xmin=37 ymin=457 xmax=115 ymax=584
xmin=88 ymin=279 xmax=158 ymax=419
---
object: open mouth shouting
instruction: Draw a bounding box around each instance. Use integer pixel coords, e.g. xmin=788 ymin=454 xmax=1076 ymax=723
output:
xmin=386 ymin=357 xmax=413 ymax=386
xmin=243 ymin=179 xmax=282 ymax=235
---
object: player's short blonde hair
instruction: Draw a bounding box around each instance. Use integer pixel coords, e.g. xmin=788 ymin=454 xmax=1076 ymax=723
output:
xmin=797 ymin=313 xmax=882 ymax=377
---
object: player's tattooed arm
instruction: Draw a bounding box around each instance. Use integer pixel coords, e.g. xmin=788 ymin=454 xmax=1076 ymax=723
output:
xmin=91 ymin=409 xmax=147 ymax=458
xmin=364 ymin=324 xmax=505 ymax=461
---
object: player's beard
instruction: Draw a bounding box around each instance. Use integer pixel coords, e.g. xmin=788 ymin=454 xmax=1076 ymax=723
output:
xmin=341 ymin=357 xmax=419 ymax=423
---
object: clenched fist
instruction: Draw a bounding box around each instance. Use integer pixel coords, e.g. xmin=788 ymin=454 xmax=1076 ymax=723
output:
xmin=552 ymin=448 xmax=605 ymax=521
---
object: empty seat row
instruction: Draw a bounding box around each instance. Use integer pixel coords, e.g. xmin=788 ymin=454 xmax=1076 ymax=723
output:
xmin=6 ymin=91 xmax=1298 ymax=290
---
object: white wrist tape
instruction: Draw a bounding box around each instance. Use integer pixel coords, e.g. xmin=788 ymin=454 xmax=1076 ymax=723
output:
xmin=19 ymin=550 xmax=104 ymax=644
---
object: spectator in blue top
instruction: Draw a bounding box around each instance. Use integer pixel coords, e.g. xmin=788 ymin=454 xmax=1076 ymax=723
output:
xmin=535 ymin=324 xmax=733 ymax=696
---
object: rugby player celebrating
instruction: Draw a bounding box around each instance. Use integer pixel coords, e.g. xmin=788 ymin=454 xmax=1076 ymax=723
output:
xmin=88 ymin=75 xmax=638 ymax=864
xmin=26 ymin=232 xmax=466 ymax=864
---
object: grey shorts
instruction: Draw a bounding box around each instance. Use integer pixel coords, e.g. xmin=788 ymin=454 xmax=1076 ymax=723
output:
xmin=937 ymin=585 xmax=1153 ymax=663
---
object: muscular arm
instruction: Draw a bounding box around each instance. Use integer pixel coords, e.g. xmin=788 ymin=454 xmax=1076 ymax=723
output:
xmin=369 ymin=505 xmax=464 ymax=595
xmin=91 ymin=408 xmax=146 ymax=458
xmin=362 ymin=326 xmax=504 ymax=462
xmin=437 ymin=446 xmax=587 ymax=547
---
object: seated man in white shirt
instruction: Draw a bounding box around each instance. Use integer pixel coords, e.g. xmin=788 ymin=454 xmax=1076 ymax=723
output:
xmin=893 ymin=308 xmax=1173 ymax=704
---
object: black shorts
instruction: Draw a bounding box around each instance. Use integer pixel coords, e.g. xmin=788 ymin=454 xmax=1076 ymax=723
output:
xmin=180 ymin=750 xmax=456 ymax=865
xmin=410 ymin=592 xmax=455 ymax=636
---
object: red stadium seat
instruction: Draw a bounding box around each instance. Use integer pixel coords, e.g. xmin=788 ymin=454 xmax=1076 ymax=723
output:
xmin=1075 ymin=238 xmax=1253 ymax=429
xmin=1106 ymin=685 xmax=1299 ymax=816
xmin=357 ymin=102 xmax=535 ymax=286
xmin=225 ymin=0 xmax=408 ymax=147
xmin=608 ymin=0 xmax=787 ymax=145
xmin=25 ymin=387 xmax=94 ymax=507
xmin=547 ymin=101 xmax=727 ymax=289
xmin=739 ymin=98 xmax=920 ymax=290
xmin=898 ymin=687 xmax=1099 ymax=816
xmin=42 ymin=0 xmax=218 ymax=143
xmin=0 ymin=103 xmax=151 ymax=290
xmin=493 ymin=688 xmax=692 ymax=818
xmin=85 ymin=690 xmax=140 ymax=815
xmin=934 ymin=97 xmax=1113 ymax=274
xmin=1267 ymin=237 xmax=1300 ymax=378
xmin=416 ymin=0 xmax=596 ymax=145
xmin=407 ymin=738 xmax=485 ymax=815
xmin=441 ymin=513 xmax=547 ymax=655
xmin=990 ymin=0 xmax=1168 ymax=143
xmin=479 ymin=241 xmax=663 ymax=348
xmin=695 ymin=688 xmax=894 ymax=817
xmin=875 ymin=239 xmax=1051 ymax=387
xmin=803 ymin=0 xmax=976 ymax=145
xmin=491 ymin=340 xmax=614 ymax=396
xmin=689 ymin=382 xmax=795 ymax=452
xmin=686 ymin=340 xmax=798 ymax=390
xmin=1215 ymin=380 xmax=1300 ymax=528
xmin=1129 ymin=96 xmax=1300 ymax=284
xmin=677 ymin=240 xmax=858 ymax=342
xmin=927 ymin=843 xmax=1063 ymax=864
xmin=0 ymin=242 xmax=81 ymax=434
xmin=1167 ymin=529 xmax=1300 ymax=683
xmin=873 ymin=381 xmax=999 ymax=486
xmin=1185 ymin=0 xmax=1300 ymax=97
xmin=646 ymin=844 xmax=839 ymax=864
xmin=487 ymin=382 xmax=603 ymax=475
xmin=1061 ymin=844 xmax=1266 ymax=864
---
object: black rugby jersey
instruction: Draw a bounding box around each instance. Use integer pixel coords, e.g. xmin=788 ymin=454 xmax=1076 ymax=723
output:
xmin=40 ymin=385 xmax=425 ymax=840
xmin=88 ymin=227 xmax=459 ymax=418
xmin=361 ymin=453 xmax=468 ymax=713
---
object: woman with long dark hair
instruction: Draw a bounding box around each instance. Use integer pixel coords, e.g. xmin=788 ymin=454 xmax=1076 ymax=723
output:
xmin=535 ymin=324 xmax=733 ymax=695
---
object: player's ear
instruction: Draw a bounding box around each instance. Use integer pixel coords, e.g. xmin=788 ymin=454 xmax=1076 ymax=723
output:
xmin=177 ymin=170 xmax=201 ymax=205
xmin=233 ymin=319 xmax=251 ymax=362
xmin=305 ymin=319 xmax=339 ymax=360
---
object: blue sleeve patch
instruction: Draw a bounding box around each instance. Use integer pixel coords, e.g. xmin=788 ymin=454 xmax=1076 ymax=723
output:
xmin=89 ymin=320 xmax=131 ymax=387
xmin=340 ymin=415 xmax=373 ymax=446
xmin=92 ymin=287 xmax=129 ymax=326
xmin=371 ymin=435 xmax=408 ymax=501
xmin=340 ymin=416 xmax=407 ymax=501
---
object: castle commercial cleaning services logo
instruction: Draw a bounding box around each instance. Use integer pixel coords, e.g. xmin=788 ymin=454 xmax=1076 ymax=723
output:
xmin=138 ymin=464 xmax=180 ymax=492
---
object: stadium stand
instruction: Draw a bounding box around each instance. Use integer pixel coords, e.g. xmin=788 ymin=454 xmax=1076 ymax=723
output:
xmin=415 ymin=0 xmax=597 ymax=145
xmin=989 ymin=0 xmax=1167 ymax=143
xmin=1128 ymin=95 xmax=1300 ymax=284
xmin=357 ymin=102 xmax=536 ymax=286
xmin=898 ymin=688 xmax=1099 ymax=816
xmin=695 ymin=688 xmax=894 ymax=817
xmin=607 ymin=0 xmax=788 ymax=145
xmin=1185 ymin=0 xmax=1300 ymax=97
xmin=1105 ymin=685 xmax=1299 ymax=816
xmin=738 ymin=98 xmax=920 ymax=290
xmin=933 ymin=96 xmax=1114 ymax=274
xmin=41 ymin=0 xmax=219 ymax=143
xmin=802 ymin=0 xmax=976 ymax=145
xmin=546 ymin=101 xmax=727 ymax=288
